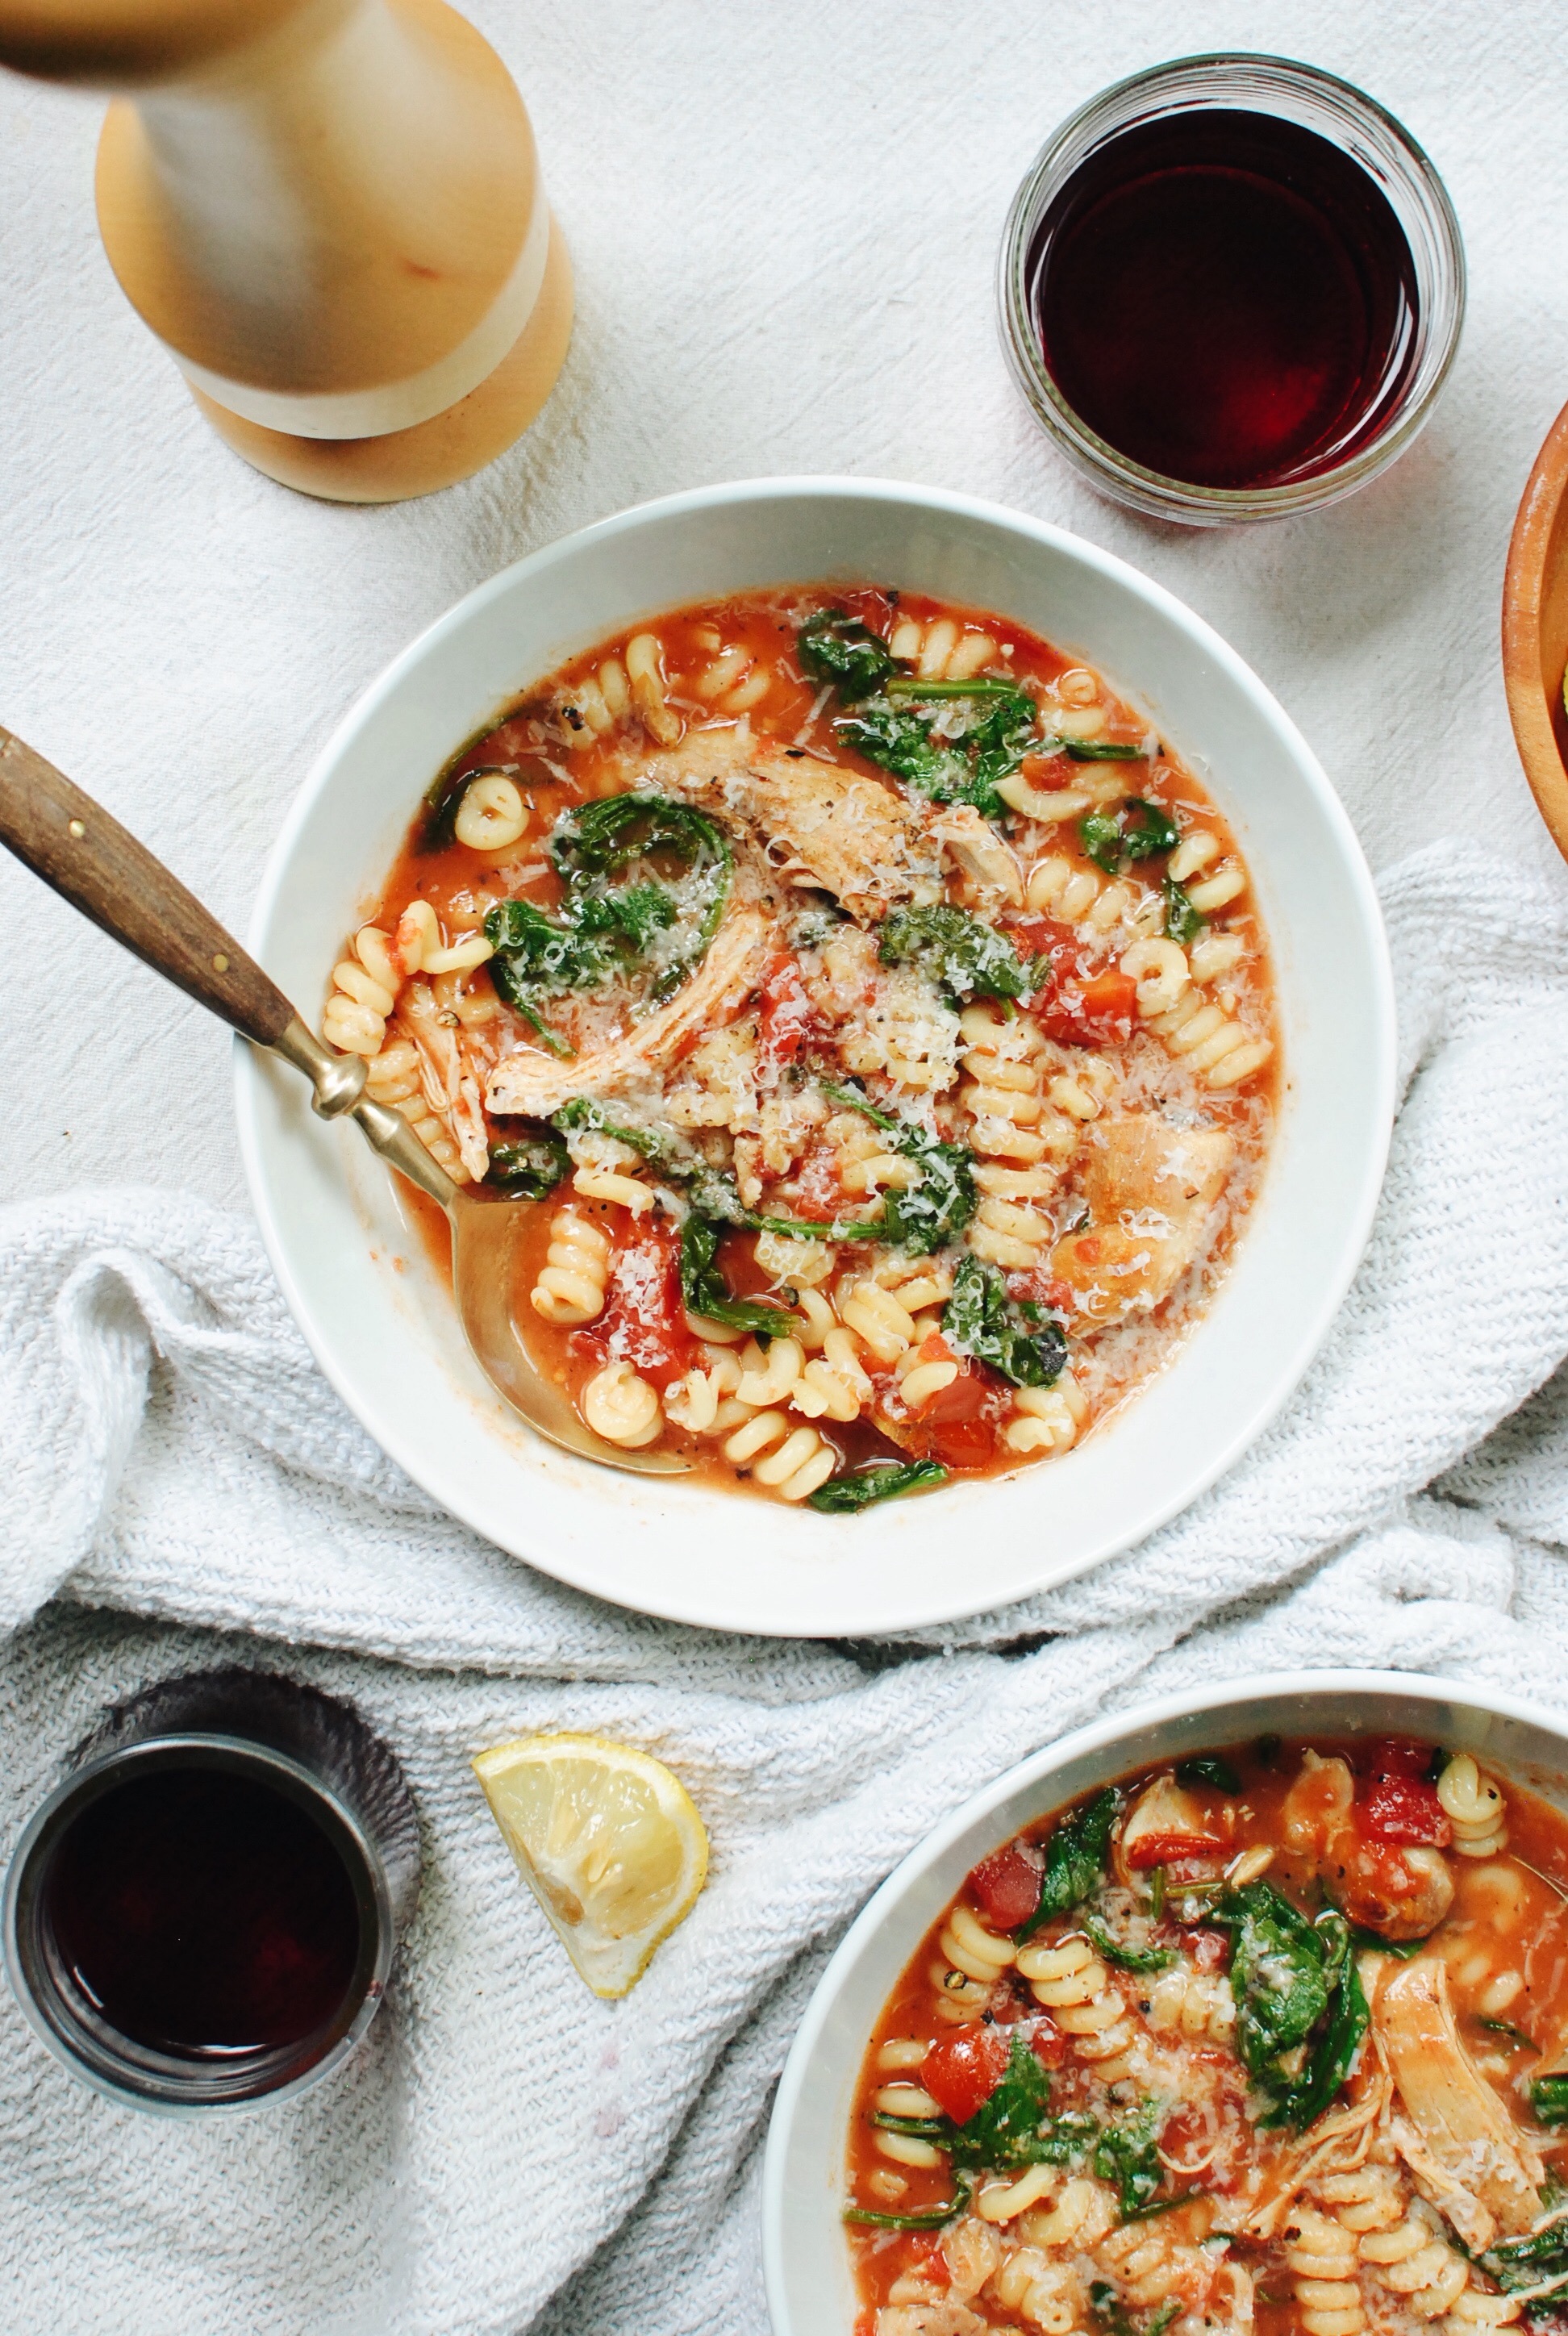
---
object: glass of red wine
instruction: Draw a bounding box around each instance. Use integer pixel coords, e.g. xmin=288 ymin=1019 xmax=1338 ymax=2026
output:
xmin=2 ymin=1671 xmax=421 ymax=2112
xmin=998 ymin=55 xmax=1465 ymax=524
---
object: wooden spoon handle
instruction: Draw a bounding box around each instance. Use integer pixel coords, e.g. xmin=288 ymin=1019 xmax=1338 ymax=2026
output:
xmin=0 ymin=723 xmax=294 ymax=1047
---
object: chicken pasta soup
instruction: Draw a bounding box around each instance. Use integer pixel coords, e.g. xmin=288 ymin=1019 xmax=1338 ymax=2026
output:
xmin=322 ymin=589 xmax=1277 ymax=1512
xmin=844 ymin=1737 xmax=1568 ymax=2336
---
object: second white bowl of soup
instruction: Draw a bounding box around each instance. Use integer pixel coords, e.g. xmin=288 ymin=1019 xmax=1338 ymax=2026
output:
xmin=236 ymin=478 xmax=1392 ymax=1636
xmin=763 ymin=1670 xmax=1568 ymax=2335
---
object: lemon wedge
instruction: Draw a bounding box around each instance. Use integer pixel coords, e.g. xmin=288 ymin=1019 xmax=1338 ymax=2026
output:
xmin=473 ymin=1732 xmax=709 ymax=1997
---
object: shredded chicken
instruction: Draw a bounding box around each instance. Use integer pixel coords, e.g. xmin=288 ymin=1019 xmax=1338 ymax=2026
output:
xmin=485 ymin=907 xmax=773 ymax=1119
xmin=1372 ymin=1958 xmax=1545 ymax=2247
xmin=1050 ymin=1115 xmax=1233 ymax=1324
xmin=399 ymin=979 xmax=491 ymax=1181
xmin=644 ymin=729 xmax=1019 ymax=921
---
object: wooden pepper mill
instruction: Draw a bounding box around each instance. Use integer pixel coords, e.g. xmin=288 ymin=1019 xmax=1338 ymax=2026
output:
xmin=0 ymin=0 xmax=573 ymax=501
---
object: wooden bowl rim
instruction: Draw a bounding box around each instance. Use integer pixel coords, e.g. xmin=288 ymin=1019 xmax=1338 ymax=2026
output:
xmin=1503 ymin=392 xmax=1568 ymax=865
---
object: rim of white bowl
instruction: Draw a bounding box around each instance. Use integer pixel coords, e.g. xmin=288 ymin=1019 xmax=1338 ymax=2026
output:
xmin=760 ymin=1666 xmax=1568 ymax=2335
xmin=236 ymin=475 xmax=1395 ymax=1636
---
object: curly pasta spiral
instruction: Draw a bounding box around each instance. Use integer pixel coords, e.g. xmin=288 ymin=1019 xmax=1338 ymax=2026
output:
xmin=719 ymin=1410 xmax=836 ymax=1502
xmin=1168 ymin=828 xmax=1247 ymax=913
xmin=363 ymin=1034 xmax=468 ymax=1180
xmin=1447 ymin=2287 xmax=1523 ymax=2333
xmin=625 ymin=631 xmax=682 ymax=745
xmin=1015 ymin=1934 xmax=1137 ymax=2081
xmin=1145 ymin=1963 xmax=1236 ymax=2045
xmin=989 ymin=2246 xmax=1085 ymax=2334
xmin=324 ymin=925 xmax=401 ymax=1057
xmin=1315 ymin=2166 xmax=1403 ymax=2234
xmin=959 ymin=1007 xmax=1071 ymax=1270
xmin=530 ymin=1207 xmax=611 ymax=1324
xmin=581 ymin=1360 xmax=661 ymax=1447
xmin=1286 ymin=2208 xmax=1364 ymax=2336
xmin=937 ymin=1902 xmax=1017 ymax=1985
xmin=886 ymin=615 xmax=999 ymax=681
xmin=1003 ymin=1378 xmax=1086 ymax=1457
xmin=1026 ymin=853 xmax=1145 ymax=933
xmin=1120 ymin=937 xmax=1271 ymax=1090
xmin=1437 ymin=1755 xmax=1508 ymax=1856
xmin=1098 ymin=2218 xmax=1211 ymax=2309
xmin=1359 ymin=2207 xmax=1470 ymax=2318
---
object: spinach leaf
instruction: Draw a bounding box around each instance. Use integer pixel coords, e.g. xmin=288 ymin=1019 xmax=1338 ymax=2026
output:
xmin=1176 ymin=1756 xmax=1241 ymax=1794
xmin=797 ymin=610 xmax=899 ymax=702
xmin=1164 ymin=878 xmax=1203 ymax=946
xmin=1080 ymin=811 xmax=1124 ymax=873
xmin=679 ymin=1216 xmax=795 ymax=1342
xmin=1078 ymin=799 xmax=1179 ymax=877
xmin=550 ymin=1099 xmax=753 ymax=1226
xmin=1082 ymin=1914 xmax=1174 ymax=1972
xmin=1120 ymin=801 xmax=1180 ymax=859
xmin=836 ymin=699 xmax=991 ymax=812
xmin=1018 ymin=1787 xmax=1120 ymax=1939
xmin=1483 ymin=2216 xmax=1568 ymax=2313
xmin=843 ymin=2180 xmax=971 ymax=2231
xmin=942 ymin=1256 xmax=1067 ymax=1388
xmin=1216 ymin=1883 xmax=1367 ymax=2129
xmin=1064 ymin=740 xmax=1147 ymax=762
xmin=486 ymin=1131 xmax=570 ymax=1199
xmin=968 ymin=690 xmax=1044 ymax=803
xmin=1478 ymin=2021 xmax=1538 ymax=2051
xmin=807 ymin=1459 xmax=948 ymax=1514
xmin=835 ymin=682 xmax=1040 ymax=820
xmin=1094 ymin=2100 xmax=1165 ymax=2216
xmin=1267 ymin=1954 xmax=1368 ymax=2133
xmin=1217 ymin=1881 xmax=1331 ymax=2077
xmin=945 ymin=2035 xmax=1074 ymax=2171
xmin=1091 ymin=2288 xmax=1178 ymax=2336
xmin=886 ymin=675 xmax=1022 ymax=700
xmin=548 ymin=794 xmax=733 ymax=1001
xmin=820 ymin=1083 xmax=977 ymax=1254
xmin=878 ymin=905 xmax=1034 ymax=1004
xmin=572 ymin=880 xmax=677 ymax=952
xmin=1533 ymin=2075 xmax=1568 ymax=2127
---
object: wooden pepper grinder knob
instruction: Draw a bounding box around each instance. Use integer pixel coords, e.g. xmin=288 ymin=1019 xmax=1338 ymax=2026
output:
xmin=0 ymin=0 xmax=573 ymax=501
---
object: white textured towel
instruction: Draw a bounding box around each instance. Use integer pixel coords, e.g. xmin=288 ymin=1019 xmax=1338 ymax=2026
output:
xmin=4 ymin=840 xmax=1568 ymax=2336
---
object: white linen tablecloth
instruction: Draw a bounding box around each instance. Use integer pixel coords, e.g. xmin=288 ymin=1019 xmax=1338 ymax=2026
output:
xmin=4 ymin=5 xmax=1568 ymax=2333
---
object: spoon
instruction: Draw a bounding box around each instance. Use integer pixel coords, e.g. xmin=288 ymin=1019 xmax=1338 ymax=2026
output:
xmin=0 ymin=725 xmax=690 ymax=1478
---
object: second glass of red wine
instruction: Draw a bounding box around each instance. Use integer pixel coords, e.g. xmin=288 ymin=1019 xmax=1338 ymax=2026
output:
xmin=998 ymin=55 xmax=1465 ymax=524
xmin=2 ymin=1669 xmax=421 ymax=2113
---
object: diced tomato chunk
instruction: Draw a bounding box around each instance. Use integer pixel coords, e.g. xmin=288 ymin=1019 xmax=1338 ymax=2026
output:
xmin=1185 ymin=1925 xmax=1229 ymax=1972
xmin=757 ymin=951 xmax=818 ymax=1070
xmin=1360 ymin=1777 xmax=1452 ymax=1847
xmin=920 ymin=2025 xmax=1011 ymax=2125
xmin=967 ymin=1842 xmax=1043 ymax=1932
xmin=1019 ymin=751 xmax=1080 ymax=790
xmin=587 ymin=1220 xmax=699 ymax=1393
xmin=1123 ymin=1829 xmax=1226 ymax=1873
xmin=1028 ymin=2016 xmax=1067 ymax=2068
xmin=1034 ymin=958 xmax=1138 ymax=1046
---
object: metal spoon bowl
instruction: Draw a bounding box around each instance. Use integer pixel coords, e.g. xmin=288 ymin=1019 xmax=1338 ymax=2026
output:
xmin=0 ymin=724 xmax=690 ymax=1479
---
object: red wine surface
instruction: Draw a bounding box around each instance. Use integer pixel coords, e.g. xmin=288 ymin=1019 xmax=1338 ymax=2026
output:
xmin=44 ymin=1766 xmax=362 ymax=2058
xmin=1028 ymin=110 xmax=1418 ymax=490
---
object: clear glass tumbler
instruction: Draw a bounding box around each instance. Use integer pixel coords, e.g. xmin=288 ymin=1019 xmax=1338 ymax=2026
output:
xmin=3 ymin=1669 xmax=422 ymax=2114
xmin=997 ymin=54 xmax=1466 ymax=525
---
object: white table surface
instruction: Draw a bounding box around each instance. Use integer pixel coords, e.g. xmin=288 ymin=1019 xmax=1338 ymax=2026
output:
xmin=1 ymin=0 xmax=1562 ymax=1214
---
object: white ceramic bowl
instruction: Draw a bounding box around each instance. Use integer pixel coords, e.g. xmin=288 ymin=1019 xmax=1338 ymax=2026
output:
xmin=236 ymin=478 xmax=1393 ymax=1637
xmin=761 ymin=1669 xmax=1568 ymax=2335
